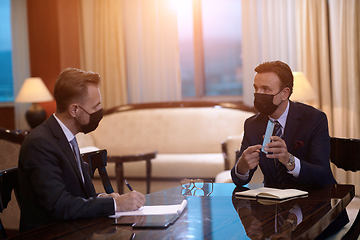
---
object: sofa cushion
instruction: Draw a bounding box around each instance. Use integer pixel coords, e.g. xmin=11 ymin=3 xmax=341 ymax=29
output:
xmin=77 ymin=107 xmax=253 ymax=155
xmin=104 ymin=153 xmax=224 ymax=179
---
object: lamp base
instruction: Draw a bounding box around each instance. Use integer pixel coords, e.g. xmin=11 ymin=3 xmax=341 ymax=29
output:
xmin=26 ymin=103 xmax=47 ymax=129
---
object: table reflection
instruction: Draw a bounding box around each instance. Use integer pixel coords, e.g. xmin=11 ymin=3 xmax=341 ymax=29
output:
xmin=231 ymin=186 xmax=332 ymax=239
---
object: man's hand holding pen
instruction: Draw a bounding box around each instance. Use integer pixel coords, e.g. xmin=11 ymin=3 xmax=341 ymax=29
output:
xmin=115 ymin=179 xmax=146 ymax=211
xmin=113 ymin=191 xmax=146 ymax=212
xmin=99 ymin=180 xmax=146 ymax=212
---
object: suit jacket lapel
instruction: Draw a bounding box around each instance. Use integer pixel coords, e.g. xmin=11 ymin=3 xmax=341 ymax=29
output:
xmin=283 ymin=101 xmax=301 ymax=153
xmin=81 ymin=161 xmax=97 ymax=196
xmin=47 ymin=116 xmax=90 ymax=196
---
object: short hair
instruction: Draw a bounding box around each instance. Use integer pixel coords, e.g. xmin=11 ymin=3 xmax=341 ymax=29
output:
xmin=254 ymin=60 xmax=293 ymax=96
xmin=54 ymin=68 xmax=100 ymax=113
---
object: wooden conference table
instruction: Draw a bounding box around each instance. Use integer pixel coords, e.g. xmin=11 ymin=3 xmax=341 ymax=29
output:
xmin=12 ymin=183 xmax=355 ymax=240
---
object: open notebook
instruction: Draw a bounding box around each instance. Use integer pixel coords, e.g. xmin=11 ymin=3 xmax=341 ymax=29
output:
xmin=235 ymin=187 xmax=308 ymax=200
xmin=109 ymin=199 xmax=187 ymax=217
xmin=110 ymin=200 xmax=187 ymax=228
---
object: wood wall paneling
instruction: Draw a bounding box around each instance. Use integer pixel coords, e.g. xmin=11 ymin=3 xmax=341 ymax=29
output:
xmin=27 ymin=0 xmax=81 ymax=117
xmin=0 ymin=107 xmax=15 ymax=129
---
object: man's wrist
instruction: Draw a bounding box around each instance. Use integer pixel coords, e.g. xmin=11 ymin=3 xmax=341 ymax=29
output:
xmin=236 ymin=158 xmax=249 ymax=175
xmin=284 ymin=153 xmax=295 ymax=166
xmin=284 ymin=219 xmax=297 ymax=231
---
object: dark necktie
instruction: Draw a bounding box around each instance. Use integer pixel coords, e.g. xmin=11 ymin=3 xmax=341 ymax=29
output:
xmin=273 ymin=121 xmax=285 ymax=184
xmin=70 ymin=137 xmax=85 ymax=183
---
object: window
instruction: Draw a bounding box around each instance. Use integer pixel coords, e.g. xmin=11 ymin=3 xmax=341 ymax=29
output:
xmin=177 ymin=0 xmax=243 ymax=100
xmin=0 ymin=0 xmax=13 ymax=103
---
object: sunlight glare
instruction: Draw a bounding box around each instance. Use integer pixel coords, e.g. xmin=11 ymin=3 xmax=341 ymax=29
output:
xmin=169 ymin=0 xmax=192 ymax=13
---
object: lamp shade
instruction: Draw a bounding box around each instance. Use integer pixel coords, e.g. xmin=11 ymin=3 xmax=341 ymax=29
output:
xmin=291 ymin=72 xmax=317 ymax=102
xmin=15 ymin=77 xmax=53 ymax=103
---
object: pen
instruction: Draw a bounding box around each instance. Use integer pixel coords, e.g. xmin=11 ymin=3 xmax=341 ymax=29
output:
xmin=125 ymin=179 xmax=133 ymax=191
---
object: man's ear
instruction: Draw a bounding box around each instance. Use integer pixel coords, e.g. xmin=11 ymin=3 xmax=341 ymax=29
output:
xmin=282 ymin=87 xmax=290 ymax=100
xmin=69 ymin=104 xmax=78 ymax=118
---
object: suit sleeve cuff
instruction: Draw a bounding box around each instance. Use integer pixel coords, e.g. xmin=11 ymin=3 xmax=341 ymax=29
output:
xmin=235 ymin=160 xmax=250 ymax=181
xmin=287 ymin=156 xmax=300 ymax=178
xmin=113 ymin=198 xmax=117 ymax=212
xmin=97 ymin=193 xmax=117 ymax=212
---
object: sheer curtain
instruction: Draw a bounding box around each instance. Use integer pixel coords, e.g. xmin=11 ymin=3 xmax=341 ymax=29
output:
xmin=11 ymin=0 xmax=31 ymax=130
xmin=122 ymin=0 xmax=181 ymax=103
xmin=79 ymin=0 xmax=181 ymax=106
xmin=80 ymin=0 xmax=128 ymax=109
xmin=296 ymin=0 xmax=360 ymax=194
xmin=295 ymin=0 xmax=331 ymax=123
xmin=328 ymin=0 xmax=360 ymax=193
xmin=241 ymin=0 xmax=298 ymax=106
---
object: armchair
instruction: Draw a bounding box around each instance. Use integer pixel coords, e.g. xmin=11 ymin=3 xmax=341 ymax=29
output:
xmin=81 ymin=149 xmax=114 ymax=194
xmin=216 ymin=134 xmax=263 ymax=183
xmin=0 ymin=167 xmax=20 ymax=239
xmin=330 ymin=137 xmax=360 ymax=240
xmin=0 ymin=128 xmax=28 ymax=236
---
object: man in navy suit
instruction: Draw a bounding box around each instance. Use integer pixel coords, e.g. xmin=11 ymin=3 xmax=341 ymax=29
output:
xmin=18 ymin=68 xmax=146 ymax=232
xmin=231 ymin=61 xmax=348 ymax=239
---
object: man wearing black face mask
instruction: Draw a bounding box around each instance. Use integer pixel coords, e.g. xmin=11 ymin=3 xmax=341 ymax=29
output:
xmin=18 ymin=68 xmax=146 ymax=232
xmin=231 ymin=60 xmax=337 ymax=186
xmin=230 ymin=61 xmax=348 ymax=239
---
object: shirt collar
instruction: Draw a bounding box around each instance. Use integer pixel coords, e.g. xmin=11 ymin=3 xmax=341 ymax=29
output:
xmin=269 ymin=101 xmax=290 ymax=129
xmin=53 ymin=113 xmax=76 ymax=142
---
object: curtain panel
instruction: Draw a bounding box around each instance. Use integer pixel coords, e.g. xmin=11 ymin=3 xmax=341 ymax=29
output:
xmin=79 ymin=0 xmax=181 ymax=106
xmin=295 ymin=0 xmax=331 ymax=115
xmin=241 ymin=0 xmax=298 ymax=106
xmin=12 ymin=0 xmax=31 ymax=130
xmin=328 ymin=0 xmax=360 ymax=193
xmin=123 ymin=0 xmax=181 ymax=103
xmin=80 ymin=0 xmax=128 ymax=109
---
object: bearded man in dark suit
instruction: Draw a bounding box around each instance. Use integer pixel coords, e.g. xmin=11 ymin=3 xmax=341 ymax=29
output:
xmin=18 ymin=68 xmax=145 ymax=232
xmin=230 ymin=60 xmax=348 ymax=239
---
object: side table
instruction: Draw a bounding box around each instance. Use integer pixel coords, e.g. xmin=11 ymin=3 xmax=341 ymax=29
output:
xmin=107 ymin=151 xmax=158 ymax=194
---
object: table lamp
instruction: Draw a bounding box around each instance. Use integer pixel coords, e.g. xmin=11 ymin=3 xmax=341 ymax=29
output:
xmin=291 ymin=72 xmax=317 ymax=102
xmin=15 ymin=77 xmax=54 ymax=129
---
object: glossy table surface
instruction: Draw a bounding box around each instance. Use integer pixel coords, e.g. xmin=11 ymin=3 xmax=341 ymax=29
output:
xmin=12 ymin=183 xmax=354 ymax=240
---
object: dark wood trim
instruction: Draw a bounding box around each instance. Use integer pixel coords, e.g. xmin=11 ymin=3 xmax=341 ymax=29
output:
xmin=0 ymin=127 xmax=28 ymax=144
xmin=122 ymin=176 xmax=215 ymax=182
xmin=0 ymin=107 xmax=15 ymax=130
xmin=104 ymin=101 xmax=256 ymax=115
xmin=95 ymin=176 xmax=215 ymax=183
xmin=222 ymin=141 xmax=230 ymax=170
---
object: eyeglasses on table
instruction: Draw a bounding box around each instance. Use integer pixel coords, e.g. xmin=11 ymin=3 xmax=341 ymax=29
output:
xmin=180 ymin=178 xmax=213 ymax=196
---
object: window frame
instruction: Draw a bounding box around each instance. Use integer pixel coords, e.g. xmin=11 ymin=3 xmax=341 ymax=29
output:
xmin=182 ymin=0 xmax=243 ymax=102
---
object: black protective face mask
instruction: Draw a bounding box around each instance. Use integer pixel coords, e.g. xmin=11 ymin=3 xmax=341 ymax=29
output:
xmin=254 ymin=90 xmax=283 ymax=116
xmin=77 ymin=106 xmax=103 ymax=134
